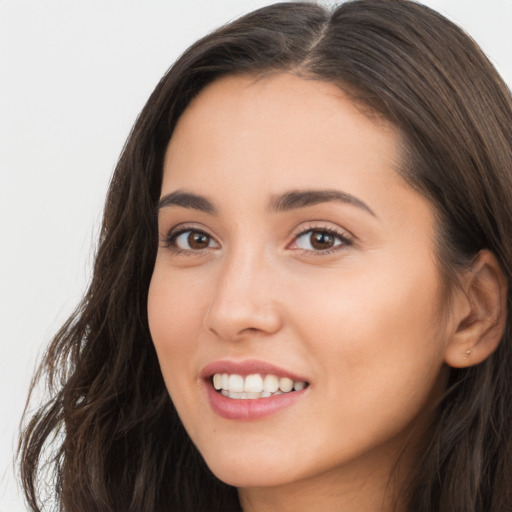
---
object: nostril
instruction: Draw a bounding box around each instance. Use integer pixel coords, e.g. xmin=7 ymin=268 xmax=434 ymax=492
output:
xmin=203 ymin=288 xmax=283 ymax=341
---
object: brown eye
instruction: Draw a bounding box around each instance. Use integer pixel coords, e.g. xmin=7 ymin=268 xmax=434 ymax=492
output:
xmin=188 ymin=232 xmax=211 ymax=249
xmin=310 ymin=231 xmax=335 ymax=250
xmin=292 ymin=228 xmax=350 ymax=252
xmin=169 ymin=230 xmax=218 ymax=251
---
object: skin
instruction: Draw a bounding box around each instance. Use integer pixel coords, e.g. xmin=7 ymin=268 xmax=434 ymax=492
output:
xmin=147 ymin=73 xmax=466 ymax=511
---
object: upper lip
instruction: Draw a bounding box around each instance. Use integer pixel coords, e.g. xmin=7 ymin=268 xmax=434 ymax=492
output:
xmin=200 ymin=359 xmax=309 ymax=383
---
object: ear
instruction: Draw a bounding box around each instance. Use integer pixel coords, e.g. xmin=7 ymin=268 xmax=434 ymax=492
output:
xmin=444 ymin=250 xmax=507 ymax=369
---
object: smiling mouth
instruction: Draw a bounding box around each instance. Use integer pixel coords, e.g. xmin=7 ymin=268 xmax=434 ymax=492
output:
xmin=211 ymin=373 xmax=309 ymax=399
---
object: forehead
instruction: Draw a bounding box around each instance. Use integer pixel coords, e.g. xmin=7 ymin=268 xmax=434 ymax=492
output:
xmin=163 ymin=73 xmax=403 ymax=200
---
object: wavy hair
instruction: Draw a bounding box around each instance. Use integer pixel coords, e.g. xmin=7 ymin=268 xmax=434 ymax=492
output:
xmin=19 ymin=1 xmax=512 ymax=511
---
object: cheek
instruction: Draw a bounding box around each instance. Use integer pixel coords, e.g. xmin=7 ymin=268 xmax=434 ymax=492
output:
xmin=147 ymin=266 xmax=214 ymax=437
xmin=293 ymin=257 xmax=447 ymax=401
xmin=297 ymin=276 xmax=447 ymax=464
xmin=147 ymin=267 xmax=206 ymax=378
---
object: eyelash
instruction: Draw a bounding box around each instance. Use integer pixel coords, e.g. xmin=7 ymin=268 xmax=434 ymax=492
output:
xmin=162 ymin=224 xmax=353 ymax=255
xmin=163 ymin=225 xmax=217 ymax=254
xmin=289 ymin=224 xmax=353 ymax=254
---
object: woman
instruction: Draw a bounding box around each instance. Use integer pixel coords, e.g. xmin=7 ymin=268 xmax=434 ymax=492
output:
xmin=19 ymin=1 xmax=512 ymax=511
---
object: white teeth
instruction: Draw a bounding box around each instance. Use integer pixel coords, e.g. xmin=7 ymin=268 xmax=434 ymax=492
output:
xmin=213 ymin=373 xmax=222 ymax=390
xmin=293 ymin=381 xmax=306 ymax=391
xmin=263 ymin=374 xmax=279 ymax=393
xmin=228 ymin=374 xmax=244 ymax=393
xmin=212 ymin=372 xmax=308 ymax=399
xmin=244 ymin=374 xmax=263 ymax=393
xmin=279 ymin=377 xmax=293 ymax=393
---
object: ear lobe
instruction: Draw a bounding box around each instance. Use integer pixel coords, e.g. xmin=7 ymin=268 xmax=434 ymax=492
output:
xmin=444 ymin=250 xmax=507 ymax=369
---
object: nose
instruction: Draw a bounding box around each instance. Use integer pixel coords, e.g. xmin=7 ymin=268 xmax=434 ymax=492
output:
xmin=204 ymin=249 xmax=283 ymax=342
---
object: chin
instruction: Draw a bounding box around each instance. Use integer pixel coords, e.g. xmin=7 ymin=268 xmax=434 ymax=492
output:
xmin=203 ymin=453 xmax=301 ymax=489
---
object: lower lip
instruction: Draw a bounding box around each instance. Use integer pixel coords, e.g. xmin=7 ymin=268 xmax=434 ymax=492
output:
xmin=205 ymin=382 xmax=307 ymax=421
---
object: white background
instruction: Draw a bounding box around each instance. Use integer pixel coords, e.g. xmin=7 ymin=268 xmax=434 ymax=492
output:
xmin=1 ymin=1 xmax=510 ymax=510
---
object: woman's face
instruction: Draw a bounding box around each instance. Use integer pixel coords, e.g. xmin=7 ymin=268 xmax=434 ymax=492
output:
xmin=148 ymin=73 xmax=452 ymax=494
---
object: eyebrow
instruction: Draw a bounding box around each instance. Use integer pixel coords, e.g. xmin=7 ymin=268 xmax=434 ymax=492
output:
xmin=269 ymin=189 xmax=376 ymax=216
xmin=157 ymin=188 xmax=375 ymax=217
xmin=158 ymin=191 xmax=217 ymax=214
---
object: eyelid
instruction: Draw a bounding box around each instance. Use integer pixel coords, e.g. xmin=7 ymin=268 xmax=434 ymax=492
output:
xmin=287 ymin=222 xmax=354 ymax=253
xmin=161 ymin=223 xmax=220 ymax=252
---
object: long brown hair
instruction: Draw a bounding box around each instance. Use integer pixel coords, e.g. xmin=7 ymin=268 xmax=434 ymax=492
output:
xmin=19 ymin=1 xmax=512 ymax=511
